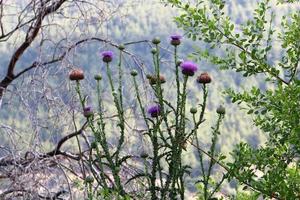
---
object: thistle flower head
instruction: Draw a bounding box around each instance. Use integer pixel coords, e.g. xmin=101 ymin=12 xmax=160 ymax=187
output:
xmin=118 ymin=44 xmax=125 ymax=51
xmin=190 ymin=107 xmax=197 ymax=114
xmin=147 ymin=104 xmax=161 ymax=118
xmin=170 ymin=34 xmax=182 ymax=46
xmin=151 ymin=48 xmax=157 ymax=54
xmin=94 ymin=74 xmax=102 ymax=81
xmin=101 ymin=51 xmax=114 ymax=63
xmin=180 ymin=61 xmax=198 ymax=76
xmin=197 ymin=72 xmax=212 ymax=84
xmin=69 ymin=69 xmax=84 ymax=81
xmin=83 ymin=106 xmax=93 ymax=118
xmin=152 ymin=37 xmax=161 ymax=45
xmin=130 ymin=70 xmax=138 ymax=77
xmin=216 ymin=105 xmax=226 ymax=115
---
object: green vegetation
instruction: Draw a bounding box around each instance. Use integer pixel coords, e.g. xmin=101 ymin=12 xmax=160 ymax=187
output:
xmin=0 ymin=0 xmax=299 ymax=199
xmin=0 ymin=0 xmax=266 ymax=156
xmin=167 ymin=0 xmax=300 ymax=199
xmin=67 ymin=37 xmax=229 ymax=199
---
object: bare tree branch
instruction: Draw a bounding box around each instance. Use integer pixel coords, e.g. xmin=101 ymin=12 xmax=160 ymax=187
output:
xmin=0 ymin=0 xmax=68 ymax=104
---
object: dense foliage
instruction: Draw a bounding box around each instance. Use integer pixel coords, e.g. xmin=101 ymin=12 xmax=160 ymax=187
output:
xmin=166 ymin=0 xmax=300 ymax=199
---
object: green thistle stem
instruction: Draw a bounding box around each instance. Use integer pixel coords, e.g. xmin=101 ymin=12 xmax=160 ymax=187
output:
xmin=175 ymin=45 xmax=181 ymax=136
xmin=94 ymin=145 xmax=109 ymax=189
xmin=204 ymin=114 xmax=224 ymax=199
xmin=170 ymin=75 xmax=188 ymax=198
xmin=102 ymin=63 xmax=125 ymax=195
xmin=118 ymin=50 xmax=124 ymax=113
xmin=115 ymin=51 xmax=125 ymax=165
xmin=186 ymin=84 xmax=208 ymax=140
xmin=94 ymin=79 xmax=110 ymax=189
xmin=105 ymin=62 xmax=125 ymax=159
xmin=132 ymin=76 xmax=149 ymax=129
xmin=150 ymin=118 xmax=160 ymax=200
xmin=87 ymin=182 xmax=93 ymax=200
xmin=191 ymin=84 xmax=208 ymax=199
xmin=74 ymin=81 xmax=86 ymax=180
xmin=153 ymin=45 xmax=172 ymax=138
xmin=75 ymin=80 xmax=85 ymax=108
xmin=96 ymin=80 xmax=105 ymax=132
xmin=179 ymin=75 xmax=188 ymax=137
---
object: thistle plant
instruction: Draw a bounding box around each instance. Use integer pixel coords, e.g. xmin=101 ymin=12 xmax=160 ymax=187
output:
xmin=69 ymin=36 xmax=227 ymax=200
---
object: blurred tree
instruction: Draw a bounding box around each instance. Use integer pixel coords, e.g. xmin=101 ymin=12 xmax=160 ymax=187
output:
xmin=0 ymin=0 xmax=141 ymax=199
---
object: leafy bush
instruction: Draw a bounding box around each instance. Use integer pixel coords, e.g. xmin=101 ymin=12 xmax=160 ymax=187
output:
xmin=166 ymin=0 xmax=300 ymax=199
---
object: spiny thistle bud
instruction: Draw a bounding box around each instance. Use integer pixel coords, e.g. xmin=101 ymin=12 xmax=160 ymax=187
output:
xmin=180 ymin=61 xmax=198 ymax=76
xmin=94 ymin=74 xmax=102 ymax=81
xmin=101 ymin=51 xmax=113 ymax=63
xmin=152 ymin=37 xmax=161 ymax=45
xmin=216 ymin=105 xmax=226 ymax=115
xmin=130 ymin=70 xmax=138 ymax=77
xmin=197 ymin=72 xmax=212 ymax=84
xmin=170 ymin=34 xmax=182 ymax=46
xmin=118 ymin=44 xmax=125 ymax=51
xmin=151 ymin=48 xmax=157 ymax=54
xmin=85 ymin=176 xmax=94 ymax=183
xmin=147 ymin=104 xmax=161 ymax=118
xmin=69 ymin=69 xmax=84 ymax=81
xmin=83 ymin=106 xmax=93 ymax=118
xmin=148 ymin=75 xmax=166 ymax=85
xmin=176 ymin=59 xmax=183 ymax=67
xmin=190 ymin=107 xmax=197 ymax=114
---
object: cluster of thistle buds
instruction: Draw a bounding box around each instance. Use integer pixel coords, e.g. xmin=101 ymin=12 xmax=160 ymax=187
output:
xmin=146 ymin=35 xmax=225 ymax=118
xmin=68 ymin=50 xmax=115 ymax=118
xmin=65 ymin=35 xmax=228 ymax=200
xmin=68 ymin=35 xmax=225 ymax=119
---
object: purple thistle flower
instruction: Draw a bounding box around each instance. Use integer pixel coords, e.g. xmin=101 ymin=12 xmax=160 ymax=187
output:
xmin=171 ymin=35 xmax=182 ymax=40
xmin=83 ymin=106 xmax=93 ymax=118
xmin=180 ymin=61 xmax=198 ymax=76
xmin=101 ymin=51 xmax=114 ymax=63
xmin=170 ymin=34 xmax=182 ymax=46
xmin=147 ymin=105 xmax=161 ymax=118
